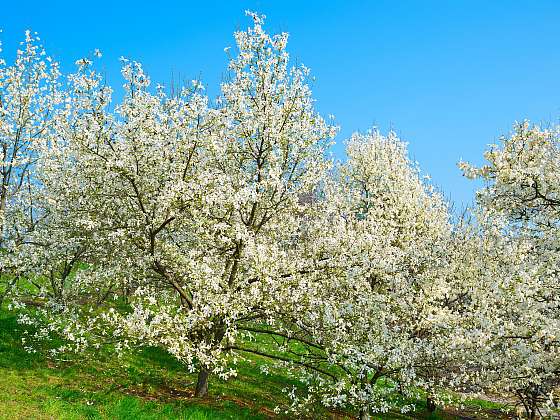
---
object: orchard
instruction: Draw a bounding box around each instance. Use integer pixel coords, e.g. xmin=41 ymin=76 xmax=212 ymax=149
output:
xmin=0 ymin=11 xmax=558 ymax=420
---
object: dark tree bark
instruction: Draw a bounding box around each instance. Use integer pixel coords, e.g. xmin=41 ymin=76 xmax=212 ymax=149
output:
xmin=359 ymin=408 xmax=370 ymax=420
xmin=195 ymin=368 xmax=209 ymax=397
xmin=426 ymin=396 xmax=437 ymax=413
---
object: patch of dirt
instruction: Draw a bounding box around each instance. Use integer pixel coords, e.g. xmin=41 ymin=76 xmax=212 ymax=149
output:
xmin=440 ymin=406 xmax=512 ymax=419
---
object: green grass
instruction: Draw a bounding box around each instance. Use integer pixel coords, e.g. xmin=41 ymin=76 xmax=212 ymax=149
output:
xmin=0 ymin=307 xmax=510 ymax=419
xmin=0 ymin=310 xmax=272 ymax=419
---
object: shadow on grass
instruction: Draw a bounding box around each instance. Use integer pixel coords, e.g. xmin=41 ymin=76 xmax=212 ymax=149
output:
xmin=0 ymin=310 xmax=272 ymax=419
xmin=0 ymin=308 xmax=510 ymax=419
xmin=0 ymin=313 xmax=44 ymax=370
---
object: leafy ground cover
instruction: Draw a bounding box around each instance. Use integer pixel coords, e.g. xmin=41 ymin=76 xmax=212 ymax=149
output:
xmin=0 ymin=307 xmax=510 ymax=419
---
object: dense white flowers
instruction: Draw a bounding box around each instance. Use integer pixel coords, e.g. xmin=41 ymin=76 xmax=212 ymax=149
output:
xmin=0 ymin=30 xmax=62 ymax=304
xmin=459 ymin=121 xmax=560 ymax=419
xmin=265 ymin=129 xmax=456 ymax=418
xmin=1 ymin=14 xmax=558 ymax=420
xmin=6 ymin=11 xmax=337 ymax=401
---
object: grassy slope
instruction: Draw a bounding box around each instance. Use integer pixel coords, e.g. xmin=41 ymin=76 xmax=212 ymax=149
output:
xmin=0 ymin=308 xmax=509 ymax=420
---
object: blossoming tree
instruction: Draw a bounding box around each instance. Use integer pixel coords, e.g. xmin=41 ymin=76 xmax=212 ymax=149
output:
xmin=17 ymin=12 xmax=336 ymax=399
xmin=0 ymin=31 xmax=62 ymax=303
xmin=459 ymin=121 xmax=560 ymax=418
xmin=250 ymin=129 xmax=457 ymax=418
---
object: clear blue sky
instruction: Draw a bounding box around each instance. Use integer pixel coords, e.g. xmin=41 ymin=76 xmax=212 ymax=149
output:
xmin=2 ymin=1 xmax=560 ymax=207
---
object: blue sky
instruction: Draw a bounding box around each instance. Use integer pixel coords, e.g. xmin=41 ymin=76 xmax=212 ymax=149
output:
xmin=2 ymin=1 xmax=560 ymax=207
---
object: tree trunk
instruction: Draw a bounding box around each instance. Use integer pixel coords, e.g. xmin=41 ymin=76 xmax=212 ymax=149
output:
xmin=426 ymin=396 xmax=436 ymax=413
xmin=359 ymin=408 xmax=370 ymax=420
xmin=0 ymin=277 xmax=16 ymax=307
xmin=193 ymin=322 xmax=226 ymax=398
xmin=195 ymin=368 xmax=209 ymax=397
